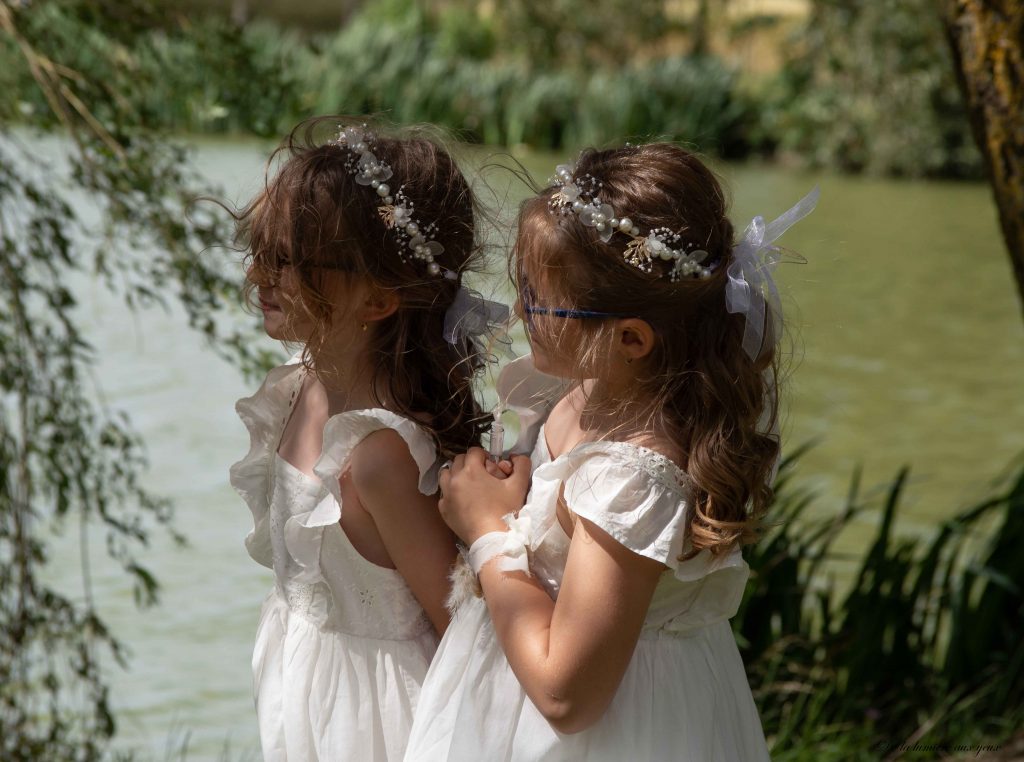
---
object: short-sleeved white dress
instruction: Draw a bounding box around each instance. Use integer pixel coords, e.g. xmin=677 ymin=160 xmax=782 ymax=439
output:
xmin=230 ymin=356 xmax=441 ymax=761
xmin=404 ymin=417 xmax=771 ymax=760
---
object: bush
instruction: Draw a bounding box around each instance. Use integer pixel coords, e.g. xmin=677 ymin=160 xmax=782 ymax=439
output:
xmin=767 ymin=0 xmax=982 ymax=178
xmin=744 ymin=447 xmax=1024 ymax=755
xmin=0 ymin=0 xmax=982 ymax=177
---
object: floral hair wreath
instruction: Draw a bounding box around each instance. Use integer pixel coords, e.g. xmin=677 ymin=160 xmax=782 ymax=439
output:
xmin=329 ymin=124 xmax=456 ymax=280
xmin=548 ymin=163 xmax=716 ymax=282
xmin=328 ymin=123 xmax=512 ymax=353
xmin=548 ymin=160 xmax=821 ymax=362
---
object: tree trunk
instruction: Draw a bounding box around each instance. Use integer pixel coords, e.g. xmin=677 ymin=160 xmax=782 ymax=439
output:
xmin=943 ymin=1 xmax=1024 ymax=317
xmin=691 ymin=0 xmax=710 ymax=56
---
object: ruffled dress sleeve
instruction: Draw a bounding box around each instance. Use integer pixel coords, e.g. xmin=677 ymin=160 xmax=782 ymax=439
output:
xmin=229 ymin=354 xmax=305 ymax=569
xmin=520 ymin=442 xmax=751 ymax=631
xmin=529 ymin=442 xmax=748 ymax=585
xmin=282 ymin=409 xmax=441 ymax=584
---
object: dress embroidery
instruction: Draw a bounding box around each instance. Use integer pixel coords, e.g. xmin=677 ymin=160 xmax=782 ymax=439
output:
xmin=585 ymin=441 xmax=691 ymax=496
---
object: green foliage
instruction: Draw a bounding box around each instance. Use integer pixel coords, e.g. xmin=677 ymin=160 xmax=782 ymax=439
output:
xmin=1 ymin=0 xmax=986 ymax=176
xmin=0 ymin=0 xmax=274 ymax=757
xmin=0 ymin=5 xmax=308 ymax=137
xmin=766 ymin=0 xmax=982 ymax=178
xmin=453 ymin=0 xmax=668 ymax=70
xmin=0 ymin=0 xmax=752 ymax=153
xmin=741 ymin=449 xmax=1024 ymax=756
xmin=307 ymin=0 xmax=748 ymax=152
xmin=0 ymin=0 xmax=984 ymax=176
xmin=132 ymin=19 xmax=311 ymax=136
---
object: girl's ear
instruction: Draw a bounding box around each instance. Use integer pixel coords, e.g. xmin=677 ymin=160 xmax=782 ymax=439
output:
xmin=616 ymin=318 xmax=657 ymax=362
xmin=361 ymin=287 xmax=401 ymax=323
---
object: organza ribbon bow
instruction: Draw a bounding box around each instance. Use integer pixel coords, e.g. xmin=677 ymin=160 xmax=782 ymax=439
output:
xmin=725 ymin=186 xmax=821 ymax=361
xmin=443 ymin=286 xmax=512 ymax=355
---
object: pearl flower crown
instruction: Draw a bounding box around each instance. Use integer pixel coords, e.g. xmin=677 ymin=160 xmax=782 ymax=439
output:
xmin=329 ymin=124 xmax=456 ymax=280
xmin=548 ymin=163 xmax=717 ymax=282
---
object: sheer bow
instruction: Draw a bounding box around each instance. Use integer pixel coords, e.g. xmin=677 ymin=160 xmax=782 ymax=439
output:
xmin=725 ymin=186 xmax=821 ymax=361
xmin=442 ymin=286 xmax=512 ymax=354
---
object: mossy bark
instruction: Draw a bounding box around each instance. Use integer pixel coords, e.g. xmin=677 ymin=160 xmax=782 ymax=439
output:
xmin=943 ymin=1 xmax=1024 ymax=316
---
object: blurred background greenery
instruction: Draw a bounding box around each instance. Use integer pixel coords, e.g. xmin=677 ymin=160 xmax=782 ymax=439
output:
xmin=2 ymin=1 xmax=1022 ymax=760
xmin=0 ymin=0 xmax=983 ymax=177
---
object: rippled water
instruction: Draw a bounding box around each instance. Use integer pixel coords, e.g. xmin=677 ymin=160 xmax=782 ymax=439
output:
xmin=42 ymin=138 xmax=1024 ymax=759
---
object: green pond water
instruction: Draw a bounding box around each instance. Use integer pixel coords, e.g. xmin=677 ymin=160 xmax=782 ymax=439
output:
xmin=42 ymin=138 xmax=1024 ymax=758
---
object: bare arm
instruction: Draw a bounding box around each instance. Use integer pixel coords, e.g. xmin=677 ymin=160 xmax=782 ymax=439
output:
xmin=439 ymin=449 xmax=665 ymax=733
xmin=478 ymin=513 xmax=663 ymax=733
xmin=350 ymin=429 xmax=457 ymax=635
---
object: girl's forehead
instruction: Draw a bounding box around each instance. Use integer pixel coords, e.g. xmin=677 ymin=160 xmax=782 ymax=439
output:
xmin=516 ymin=222 xmax=575 ymax=280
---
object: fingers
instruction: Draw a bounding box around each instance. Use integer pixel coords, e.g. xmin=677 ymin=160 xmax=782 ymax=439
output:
xmin=484 ymin=460 xmax=509 ymax=479
xmin=507 ymin=454 xmax=533 ymax=492
xmin=484 ymin=459 xmax=514 ymax=478
xmin=510 ymin=454 xmax=532 ymax=471
xmin=446 ymin=449 xmax=516 ymax=487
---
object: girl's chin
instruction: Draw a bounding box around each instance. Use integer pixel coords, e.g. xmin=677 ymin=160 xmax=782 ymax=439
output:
xmin=261 ymin=311 xmax=291 ymax=340
xmin=530 ymin=351 xmax=572 ymax=379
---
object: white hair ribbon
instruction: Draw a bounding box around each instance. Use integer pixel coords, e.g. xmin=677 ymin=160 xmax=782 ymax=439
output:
xmin=442 ymin=286 xmax=512 ymax=353
xmin=725 ymin=185 xmax=820 ymax=361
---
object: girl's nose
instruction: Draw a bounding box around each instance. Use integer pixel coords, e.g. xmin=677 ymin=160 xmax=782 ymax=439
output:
xmin=246 ymin=264 xmax=274 ymax=288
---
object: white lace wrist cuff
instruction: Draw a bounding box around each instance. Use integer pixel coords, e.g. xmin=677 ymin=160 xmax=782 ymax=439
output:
xmin=466 ymin=513 xmax=531 ymax=575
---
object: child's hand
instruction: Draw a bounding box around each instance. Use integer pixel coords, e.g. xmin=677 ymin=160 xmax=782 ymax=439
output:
xmin=439 ymin=448 xmax=531 ymax=545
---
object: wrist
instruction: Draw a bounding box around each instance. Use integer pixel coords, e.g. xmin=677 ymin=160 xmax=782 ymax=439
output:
xmin=461 ymin=515 xmax=509 ymax=546
xmin=465 ymin=510 xmax=532 ymax=577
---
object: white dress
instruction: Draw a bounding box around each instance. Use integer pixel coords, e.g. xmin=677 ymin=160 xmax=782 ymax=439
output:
xmin=404 ymin=422 xmax=771 ymax=760
xmin=230 ymin=357 xmax=441 ymax=761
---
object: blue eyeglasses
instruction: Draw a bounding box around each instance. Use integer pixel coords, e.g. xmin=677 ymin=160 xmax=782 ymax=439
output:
xmin=518 ymin=275 xmax=629 ymax=330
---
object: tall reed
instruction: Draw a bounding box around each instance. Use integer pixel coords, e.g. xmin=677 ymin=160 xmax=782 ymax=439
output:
xmin=743 ymin=448 xmax=1024 ymax=758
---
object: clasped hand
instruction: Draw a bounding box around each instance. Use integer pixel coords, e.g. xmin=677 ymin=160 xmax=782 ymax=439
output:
xmin=438 ymin=448 xmax=532 ymax=545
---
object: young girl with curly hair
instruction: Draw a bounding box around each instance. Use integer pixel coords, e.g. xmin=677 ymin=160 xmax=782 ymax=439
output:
xmin=405 ymin=143 xmax=818 ymax=761
xmin=229 ymin=118 xmax=501 ymax=761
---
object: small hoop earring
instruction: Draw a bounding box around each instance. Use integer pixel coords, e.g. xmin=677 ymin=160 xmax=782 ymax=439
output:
xmin=361 ymin=323 xmax=367 ymax=331
xmin=625 ymin=356 xmax=633 ymax=365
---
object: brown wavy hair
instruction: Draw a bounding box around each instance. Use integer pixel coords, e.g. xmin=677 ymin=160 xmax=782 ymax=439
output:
xmin=514 ymin=143 xmax=782 ymax=558
xmin=237 ymin=116 xmax=490 ymax=457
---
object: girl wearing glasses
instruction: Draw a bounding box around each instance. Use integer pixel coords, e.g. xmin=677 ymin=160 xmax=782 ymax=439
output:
xmin=405 ymin=143 xmax=817 ymax=761
xmin=229 ymin=118 xmax=499 ymax=761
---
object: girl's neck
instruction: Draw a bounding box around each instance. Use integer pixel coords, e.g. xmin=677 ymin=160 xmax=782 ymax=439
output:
xmin=307 ymin=343 xmax=382 ymax=417
xmin=574 ymin=380 xmax=683 ymax=460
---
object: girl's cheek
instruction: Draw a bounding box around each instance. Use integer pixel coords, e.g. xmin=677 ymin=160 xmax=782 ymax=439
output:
xmin=278 ymin=266 xmax=301 ymax=295
xmin=527 ymin=327 xmax=573 ymax=378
